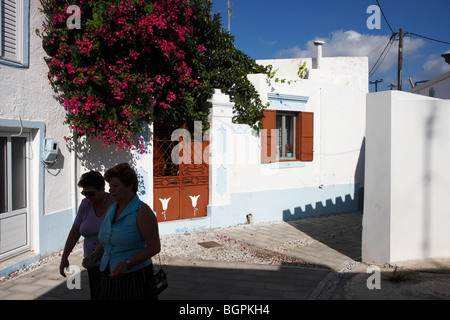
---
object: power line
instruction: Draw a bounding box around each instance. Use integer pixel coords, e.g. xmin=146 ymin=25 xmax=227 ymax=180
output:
xmin=369 ymin=33 xmax=396 ymax=78
xmin=405 ymin=32 xmax=450 ymax=45
xmin=376 ymin=0 xmax=394 ymax=34
xmin=367 ymin=36 xmax=391 ymax=57
xmin=374 ymin=2 xmax=449 ymax=47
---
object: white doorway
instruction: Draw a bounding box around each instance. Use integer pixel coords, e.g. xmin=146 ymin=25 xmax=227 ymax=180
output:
xmin=0 ymin=132 xmax=30 ymax=261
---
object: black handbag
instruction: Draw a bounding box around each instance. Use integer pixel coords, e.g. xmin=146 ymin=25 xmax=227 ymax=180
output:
xmin=152 ymin=267 xmax=168 ymax=295
xmin=148 ymin=255 xmax=168 ymax=295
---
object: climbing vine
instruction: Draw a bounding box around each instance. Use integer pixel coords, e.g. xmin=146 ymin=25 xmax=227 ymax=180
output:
xmin=39 ymin=0 xmax=271 ymax=153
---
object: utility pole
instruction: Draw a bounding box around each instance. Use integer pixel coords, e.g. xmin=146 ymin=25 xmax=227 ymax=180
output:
xmin=370 ymin=79 xmax=383 ymax=92
xmin=397 ymin=28 xmax=403 ymax=91
xmin=227 ymin=0 xmax=232 ymax=32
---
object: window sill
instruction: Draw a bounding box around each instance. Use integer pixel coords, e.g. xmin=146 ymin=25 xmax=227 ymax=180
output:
xmin=269 ymin=161 xmax=305 ymax=169
xmin=0 ymin=59 xmax=28 ymax=68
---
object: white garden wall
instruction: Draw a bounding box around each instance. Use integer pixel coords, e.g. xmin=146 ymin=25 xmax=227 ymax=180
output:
xmin=363 ymin=90 xmax=450 ymax=264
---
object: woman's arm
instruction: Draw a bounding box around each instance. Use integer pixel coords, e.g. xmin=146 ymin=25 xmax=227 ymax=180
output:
xmin=59 ymin=225 xmax=81 ymax=277
xmin=109 ymin=204 xmax=160 ymax=278
xmin=82 ymin=243 xmax=104 ymax=269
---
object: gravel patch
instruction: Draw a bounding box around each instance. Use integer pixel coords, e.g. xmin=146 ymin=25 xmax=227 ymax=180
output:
xmin=159 ymin=228 xmax=326 ymax=268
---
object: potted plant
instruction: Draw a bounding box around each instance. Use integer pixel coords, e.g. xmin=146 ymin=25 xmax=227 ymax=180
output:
xmin=285 ymin=143 xmax=293 ymax=158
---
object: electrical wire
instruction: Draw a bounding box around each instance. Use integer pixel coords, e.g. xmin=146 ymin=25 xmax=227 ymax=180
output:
xmin=405 ymin=32 xmax=450 ymax=45
xmin=376 ymin=0 xmax=394 ymax=34
xmin=369 ymin=34 xmax=396 ymax=78
xmin=367 ymin=36 xmax=391 ymax=57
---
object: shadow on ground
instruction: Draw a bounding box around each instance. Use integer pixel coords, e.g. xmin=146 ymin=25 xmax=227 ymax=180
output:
xmin=36 ymin=261 xmax=331 ymax=300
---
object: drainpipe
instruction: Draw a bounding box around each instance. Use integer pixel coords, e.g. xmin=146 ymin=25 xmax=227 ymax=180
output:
xmin=313 ymin=40 xmax=325 ymax=69
xmin=71 ymin=139 xmax=78 ymax=221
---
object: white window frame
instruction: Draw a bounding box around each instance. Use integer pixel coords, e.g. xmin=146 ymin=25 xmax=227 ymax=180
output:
xmin=276 ymin=112 xmax=296 ymax=160
xmin=0 ymin=0 xmax=29 ymax=67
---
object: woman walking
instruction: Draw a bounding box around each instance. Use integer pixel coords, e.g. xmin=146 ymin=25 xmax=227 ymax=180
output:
xmin=60 ymin=171 xmax=114 ymax=299
xmin=84 ymin=163 xmax=161 ymax=299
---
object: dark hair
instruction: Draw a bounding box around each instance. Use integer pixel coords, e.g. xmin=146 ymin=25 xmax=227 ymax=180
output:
xmin=77 ymin=171 xmax=105 ymax=190
xmin=104 ymin=163 xmax=138 ymax=194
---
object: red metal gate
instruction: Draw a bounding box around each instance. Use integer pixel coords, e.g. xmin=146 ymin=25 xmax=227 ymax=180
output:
xmin=153 ymin=134 xmax=209 ymax=222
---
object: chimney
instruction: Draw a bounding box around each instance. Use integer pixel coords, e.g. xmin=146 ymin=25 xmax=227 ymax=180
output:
xmin=441 ymin=53 xmax=450 ymax=65
xmin=313 ymin=40 xmax=325 ymax=69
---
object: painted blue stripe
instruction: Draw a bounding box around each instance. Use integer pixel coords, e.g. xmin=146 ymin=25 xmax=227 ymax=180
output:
xmin=209 ymin=183 xmax=362 ymax=228
xmin=157 ymin=183 xmax=363 ymax=234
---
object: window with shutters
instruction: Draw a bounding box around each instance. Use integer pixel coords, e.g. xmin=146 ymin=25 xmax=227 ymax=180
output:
xmin=261 ymin=109 xmax=314 ymax=164
xmin=0 ymin=0 xmax=28 ymax=66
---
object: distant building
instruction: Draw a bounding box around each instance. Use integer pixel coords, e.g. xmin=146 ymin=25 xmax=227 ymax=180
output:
xmin=412 ymin=53 xmax=450 ymax=99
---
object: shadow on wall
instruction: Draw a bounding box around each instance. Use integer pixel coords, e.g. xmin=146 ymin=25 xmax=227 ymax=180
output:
xmin=74 ymin=137 xmax=136 ymax=172
xmin=69 ymin=127 xmax=153 ymax=172
xmin=282 ymin=137 xmax=365 ymax=221
xmin=282 ymin=193 xmax=360 ymax=221
xmin=355 ymin=138 xmax=365 ymax=213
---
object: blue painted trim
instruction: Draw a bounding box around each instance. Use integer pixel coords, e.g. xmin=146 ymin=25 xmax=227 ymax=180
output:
xmin=268 ymin=93 xmax=308 ymax=112
xmin=270 ymin=161 xmax=305 ymax=169
xmin=216 ymin=165 xmax=227 ymax=196
xmin=0 ymin=118 xmax=47 ymax=267
xmin=157 ymin=183 xmax=363 ymax=234
xmin=0 ymin=253 xmax=42 ymax=278
xmin=0 ymin=59 xmax=28 ymax=68
xmin=21 ymin=0 xmax=30 ymax=68
xmin=0 ymin=118 xmax=46 ymax=217
xmin=209 ymin=183 xmax=362 ymax=228
xmin=158 ymin=216 xmax=211 ymax=235
xmin=0 ymin=118 xmax=45 ymax=132
xmin=40 ymin=208 xmax=74 ymax=255
xmin=268 ymin=93 xmax=309 ymax=102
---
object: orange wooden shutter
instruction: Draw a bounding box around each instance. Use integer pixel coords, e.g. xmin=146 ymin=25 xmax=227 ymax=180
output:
xmin=300 ymin=112 xmax=314 ymax=161
xmin=261 ymin=110 xmax=276 ymax=163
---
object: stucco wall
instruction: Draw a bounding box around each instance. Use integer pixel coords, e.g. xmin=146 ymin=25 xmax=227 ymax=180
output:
xmin=363 ymin=91 xmax=450 ymax=264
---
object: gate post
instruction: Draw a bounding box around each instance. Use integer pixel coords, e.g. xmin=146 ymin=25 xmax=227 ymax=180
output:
xmin=208 ymin=90 xmax=234 ymax=208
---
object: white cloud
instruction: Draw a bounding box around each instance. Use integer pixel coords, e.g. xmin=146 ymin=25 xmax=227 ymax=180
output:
xmin=275 ymin=30 xmax=425 ymax=75
xmin=258 ymin=37 xmax=278 ymax=46
xmin=418 ymin=54 xmax=450 ymax=81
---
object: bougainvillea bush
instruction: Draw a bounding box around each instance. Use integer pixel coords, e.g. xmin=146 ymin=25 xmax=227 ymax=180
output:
xmin=39 ymin=0 xmax=270 ymax=153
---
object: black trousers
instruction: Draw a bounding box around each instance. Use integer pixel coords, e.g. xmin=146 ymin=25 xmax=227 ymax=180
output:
xmin=87 ymin=266 xmax=101 ymax=300
xmin=97 ymin=263 xmax=157 ymax=300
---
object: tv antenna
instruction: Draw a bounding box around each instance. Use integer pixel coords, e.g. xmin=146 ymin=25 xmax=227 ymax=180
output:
xmin=227 ymin=0 xmax=233 ymax=32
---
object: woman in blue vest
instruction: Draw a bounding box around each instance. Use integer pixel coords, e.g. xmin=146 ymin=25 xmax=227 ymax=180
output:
xmin=83 ymin=163 xmax=161 ymax=299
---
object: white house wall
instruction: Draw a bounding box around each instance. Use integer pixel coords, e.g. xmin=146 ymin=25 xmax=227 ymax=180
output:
xmin=202 ymin=57 xmax=368 ymax=229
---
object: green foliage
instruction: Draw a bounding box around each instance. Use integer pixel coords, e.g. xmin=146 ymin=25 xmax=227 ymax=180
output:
xmin=39 ymin=0 xmax=272 ymax=152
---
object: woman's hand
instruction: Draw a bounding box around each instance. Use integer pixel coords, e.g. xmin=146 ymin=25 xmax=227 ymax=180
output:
xmin=59 ymin=258 xmax=69 ymax=277
xmin=109 ymin=261 xmax=128 ymax=278
xmin=82 ymin=255 xmax=96 ymax=269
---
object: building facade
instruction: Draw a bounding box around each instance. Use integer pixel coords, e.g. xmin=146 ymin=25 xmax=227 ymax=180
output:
xmin=0 ymin=0 xmax=368 ymax=275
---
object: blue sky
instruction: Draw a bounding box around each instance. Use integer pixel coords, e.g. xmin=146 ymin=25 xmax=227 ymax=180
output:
xmin=212 ymin=0 xmax=450 ymax=92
